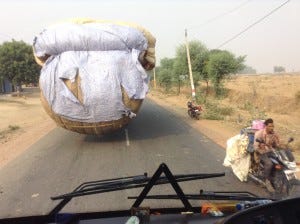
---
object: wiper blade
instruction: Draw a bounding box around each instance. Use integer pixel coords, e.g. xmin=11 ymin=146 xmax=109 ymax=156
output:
xmin=51 ymin=173 xmax=225 ymax=200
xmin=128 ymin=191 xmax=271 ymax=201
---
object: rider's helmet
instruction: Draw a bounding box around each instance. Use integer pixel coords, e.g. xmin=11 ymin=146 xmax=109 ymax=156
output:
xmin=187 ymin=101 xmax=192 ymax=107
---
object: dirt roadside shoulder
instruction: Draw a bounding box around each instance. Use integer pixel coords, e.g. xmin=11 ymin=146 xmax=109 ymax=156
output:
xmin=0 ymin=120 xmax=56 ymax=170
xmin=0 ymin=89 xmax=56 ymax=170
xmin=147 ymin=90 xmax=300 ymax=162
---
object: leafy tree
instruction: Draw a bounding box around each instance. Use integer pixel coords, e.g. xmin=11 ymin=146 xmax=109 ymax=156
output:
xmin=160 ymin=58 xmax=174 ymax=70
xmin=156 ymin=42 xmax=245 ymax=98
xmin=206 ymin=50 xmax=245 ymax=96
xmin=273 ymin=66 xmax=285 ymax=73
xmin=238 ymin=65 xmax=257 ymax=74
xmin=156 ymin=58 xmax=175 ymax=92
xmin=0 ymin=40 xmax=40 ymax=90
xmin=174 ymin=41 xmax=209 ymax=90
xmin=172 ymin=58 xmax=187 ymax=94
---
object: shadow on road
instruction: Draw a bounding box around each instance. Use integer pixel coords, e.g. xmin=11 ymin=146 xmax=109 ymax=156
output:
xmin=83 ymin=99 xmax=190 ymax=142
xmin=84 ymin=131 xmax=125 ymax=142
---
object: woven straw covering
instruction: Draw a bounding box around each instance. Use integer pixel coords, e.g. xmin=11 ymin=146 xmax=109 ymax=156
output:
xmin=40 ymin=88 xmax=143 ymax=135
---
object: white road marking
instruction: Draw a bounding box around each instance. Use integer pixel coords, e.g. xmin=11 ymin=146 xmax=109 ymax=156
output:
xmin=125 ymin=129 xmax=130 ymax=146
xmin=31 ymin=193 xmax=39 ymax=198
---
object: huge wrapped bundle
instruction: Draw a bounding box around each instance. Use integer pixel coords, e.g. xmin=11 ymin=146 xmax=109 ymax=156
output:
xmin=33 ymin=19 xmax=156 ymax=135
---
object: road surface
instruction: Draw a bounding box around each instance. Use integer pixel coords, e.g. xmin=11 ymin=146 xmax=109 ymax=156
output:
xmin=0 ymin=99 xmax=290 ymax=218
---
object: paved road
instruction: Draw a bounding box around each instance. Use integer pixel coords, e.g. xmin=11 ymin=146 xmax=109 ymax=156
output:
xmin=0 ymin=99 xmax=286 ymax=218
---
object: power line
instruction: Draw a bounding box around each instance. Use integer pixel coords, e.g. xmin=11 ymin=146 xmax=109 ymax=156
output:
xmin=217 ymin=0 xmax=290 ymax=49
xmin=188 ymin=0 xmax=252 ymax=30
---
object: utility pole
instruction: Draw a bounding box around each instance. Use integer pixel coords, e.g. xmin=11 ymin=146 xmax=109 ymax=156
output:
xmin=185 ymin=29 xmax=196 ymax=100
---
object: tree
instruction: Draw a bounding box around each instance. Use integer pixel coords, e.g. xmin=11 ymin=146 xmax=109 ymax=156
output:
xmin=156 ymin=58 xmax=175 ymax=92
xmin=172 ymin=57 xmax=187 ymax=94
xmin=206 ymin=50 xmax=245 ymax=96
xmin=0 ymin=40 xmax=40 ymax=90
xmin=238 ymin=65 xmax=256 ymax=74
xmin=160 ymin=58 xmax=174 ymax=70
xmin=173 ymin=40 xmax=209 ymax=94
xmin=273 ymin=66 xmax=285 ymax=73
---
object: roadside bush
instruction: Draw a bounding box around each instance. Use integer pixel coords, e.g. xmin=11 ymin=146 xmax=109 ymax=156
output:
xmin=219 ymin=106 xmax=234 ymax=116
xmin=195 ymin=93 xmax=207 ymax=104
xmin=295 ymin=91 xmax=300 ymax=104
xmin=0 ymin=125 xmax=20 ymax=140
xmin=242 ymin=101 xmax=252 ymax=111
xmin=8 ymin=125 xmax=20 ymax=131
xmin=202 ymin=101 xmax=233 ymax=120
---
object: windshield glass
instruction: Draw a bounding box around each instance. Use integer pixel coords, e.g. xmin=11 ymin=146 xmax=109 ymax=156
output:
xmin=0 ymin=0 xmax=299 ymax=219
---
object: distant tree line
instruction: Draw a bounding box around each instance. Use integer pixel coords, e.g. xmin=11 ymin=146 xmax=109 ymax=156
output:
xmin=238 ymin=65 xmax=256 ymax=74
xmin=0 ymin=40 xmax=40 ymax=90
xmin=273 ymin=66 xmax=285 ymax=73
xmin=154 ymin=40 xmax=245 ymax=97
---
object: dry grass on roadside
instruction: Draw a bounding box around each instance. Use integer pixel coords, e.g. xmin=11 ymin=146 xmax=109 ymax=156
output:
xmin=0 ymin=98 xmax=26 ymax=104
xmin=150 ymin=74 xmax=300 ymax=159
xmin=201 ymin=101 xmax=234 ymax=120
xmin=0 ymin=125 xmax=21 ymax=141
xmin=296 ymin=91 xmax=300 ymax=105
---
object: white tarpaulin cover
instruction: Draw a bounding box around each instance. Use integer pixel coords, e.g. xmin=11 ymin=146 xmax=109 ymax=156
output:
xmin=33 ymin=23 xmax=149 ymax=122
xmin=34 ymin=23 xmax=148 ymax=58
xmin=223 ymin=134 xmax=250 ymax=182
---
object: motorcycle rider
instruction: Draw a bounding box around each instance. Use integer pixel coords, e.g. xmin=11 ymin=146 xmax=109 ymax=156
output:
xmin=187 ymin=101 xmax=194 ymax=110
xmin=187 ymin=101 xmax=202 ymax=119
xmin=187 ymin=101 xmax=201 ymax=111
xmin=254 ymin=118 xmax=279 ymax=192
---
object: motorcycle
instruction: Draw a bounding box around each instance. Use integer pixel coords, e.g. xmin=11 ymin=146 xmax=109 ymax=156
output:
xmin=187 ymin=101 xmax=202 ymax=120
xmin=248 ymin=137 xmax=298 ymax=197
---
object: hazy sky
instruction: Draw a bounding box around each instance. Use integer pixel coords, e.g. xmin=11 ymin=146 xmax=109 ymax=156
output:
xmin=0 ymin=0 xmax=299 ymax=73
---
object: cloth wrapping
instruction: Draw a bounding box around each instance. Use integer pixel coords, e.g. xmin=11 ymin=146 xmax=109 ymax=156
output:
xmin=223 ymin=134 xmax=250 ymax=182
xmin=33 ymin=23 xmax=148 ymax=58
xmin=34 ymin=23 xmax=149 ymax=122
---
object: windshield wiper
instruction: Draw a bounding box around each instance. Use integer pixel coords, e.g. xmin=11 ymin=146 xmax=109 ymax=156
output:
xmin=50 ymin=163 xmax=273 ymax=218
xmin=0 ymin=163 xmax=276 ymax=224
xmin=51 ymin=173 xmax=224 ymax=200
xmin=50 ymin=163 xmax=225 ymax=215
